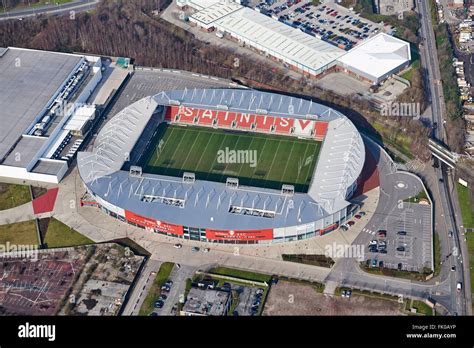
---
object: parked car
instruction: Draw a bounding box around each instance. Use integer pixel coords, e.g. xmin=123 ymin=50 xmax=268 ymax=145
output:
xmin=456 ymin=282 xmax=462 ymax=293
xmin=396 ymin=246 xmax=405 ymax=252
xmin=377 ymin=230 xmax=387 ymax=238
xmin=347 ymin=221 xmax=355 ymax=226
xmin=371 ymin=259 xmax=377 ymax=267
xmin=202 ymin=248 xmax=210 ymax=253
xmin=154 ymin=300 xmax=164 ymax=308
xmin=379 ymin=261 xmax=384 ymax=268
xmin=451 ymin=265 xmax=456 ymax=272
xmin=159 ymin=294 xmax=167 ymax=301
xmin=397 ymin=231 xmax=407 ymax=236
xmin=369 ymin=240 xmax=377 ymax=246
xmin=174 ymin=243 xmax=182 ymax=249
xmin=354 ymin=214 xmax=362 ymax=219
xmin=192 ymin=246 xmax=200 ymax=252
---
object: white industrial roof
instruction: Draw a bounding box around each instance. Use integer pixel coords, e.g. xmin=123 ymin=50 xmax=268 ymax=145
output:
xmin=337 ymin=33 xmax=411 ymax=80
xmin=190 ymin=1 xmax=242 ymax=25
xmin=214 ymin=7 xmax=345 ymax=73
xmin=185 ymin=0 xmax=221 ymax=11
xmin=64 ymin=105 xmax=96 ymax=132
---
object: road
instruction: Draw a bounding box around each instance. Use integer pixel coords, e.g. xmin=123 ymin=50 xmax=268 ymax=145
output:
xmin=416 ymin=0 xmax=471 ymax=315
xmin=0 ymin=0 xmax=99 ymax=21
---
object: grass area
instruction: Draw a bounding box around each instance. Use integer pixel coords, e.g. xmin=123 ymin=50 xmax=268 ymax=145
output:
xmin=404 ymin=188 xmax=429 ymax=204
xmin=139 ymin=262 xmax=174 ymax=316
xmin=400 ymin=60 xmax=421 ymax=82
xmin=371 ymin=121 xmax=415 ymax=160
xmin=466 ymin=233 xmax=474 ymax=313
xmin=0 ymin=183 xmax=31 ymax=211
xmin=208 ymin=267 xmax=272 ymax=283
xmin=279 ymin=276 xmax=325 ymax=293
xmin=457 ymin=183 xmax=474 ymax=229
xmin=43 ymin=218 xmax=94 ymax=248
xmin=0 ymin=220 xmax=38 ymax=248
xmin=282 ymin=254 xmax=335 ymax=268
xmin=141 ymin=124 xmax=322 ymax=192
xmin=406 ymin=299 xmax=434 ymax=316
xmin=361 ymin=263 xmax=432 ymax=281
xmin=336 ymin=286 xmax=400 ymax=302
xmin=0 ymin=0 xmax=73 ymax=13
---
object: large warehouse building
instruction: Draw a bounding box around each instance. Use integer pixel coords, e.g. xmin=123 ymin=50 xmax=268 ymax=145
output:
xmin=78 ymin=88 xmax=366 ymax=244
xmin=336 ymin=32 xmax=411 ymax=84
xmin=0 ymin=47 xmax=103 ymax=183
xmin=185 ymin=0 xmax=411 ymax=82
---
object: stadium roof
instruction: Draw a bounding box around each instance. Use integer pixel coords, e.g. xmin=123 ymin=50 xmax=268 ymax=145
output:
xmin=153 ymin=88 xmax=342 ymax=121
xmin=214 ymin=7 xmax=345 ymax=73
xmin=337 ymin=33 xmax=411 ymax=81
xmin=78 ymin=89 xmax=364 ymax=230
xmin=0 ymin=47 xmax=82 ymax=162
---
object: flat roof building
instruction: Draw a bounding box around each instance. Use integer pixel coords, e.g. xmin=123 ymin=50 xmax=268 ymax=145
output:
xmin=0 ymin=47 xmax=82 ymax=162
xmin=0 ymin=47 xmax=103 ymax=183
xmin=185 ymin=2 xmax=409 ymax=81
xmin=214 ymin=6 xmax=345 ymax=76
xmin=336 ymin=33 xmax=411 ymax=84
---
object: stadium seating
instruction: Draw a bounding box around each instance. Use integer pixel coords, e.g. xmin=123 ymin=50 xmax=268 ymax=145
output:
xmin=197 ymin=109 xmax=215 ymax=125
xmin=217 ymin=111 xmax=236 ymax=128
xmin=293 ymin=119 xmax=315 ymax=137
xmin=166 ymin=106 xmax=327 ymax=141
xmin=255 ymin=115 xmax=274 ymax=132
xmin=235 ymin=113 xmax=255 ymax=130
xmin=314 ymin=121 xmax=329 ymax=140
xmin=274 ymin=117 xmax=294 ymax=134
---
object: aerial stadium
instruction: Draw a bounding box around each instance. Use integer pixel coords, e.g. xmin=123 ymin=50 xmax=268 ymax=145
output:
xmin=78 ymin=88 xmax=365 ymax=244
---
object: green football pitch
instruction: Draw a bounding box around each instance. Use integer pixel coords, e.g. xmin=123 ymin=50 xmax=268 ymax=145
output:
xmin=141 ymin=124 xmax=322 ymax=192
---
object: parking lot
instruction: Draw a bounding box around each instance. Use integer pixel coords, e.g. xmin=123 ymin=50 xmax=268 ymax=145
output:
xmin=233 ymin=284 xmax=265 ymax=316
xmin=249 ymin=0 xmax=388 ymax=50
xmin=362 ymin=202 xmax=432 ymax=273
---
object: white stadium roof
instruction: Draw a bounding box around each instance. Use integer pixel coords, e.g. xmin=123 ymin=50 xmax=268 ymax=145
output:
xmin=214 ymin=7 xmax=345 ymax=74
xmin=337 ymin=33 xmax=411 ymax=82
xmin=78 ymin=89 xmax=365 ymax=230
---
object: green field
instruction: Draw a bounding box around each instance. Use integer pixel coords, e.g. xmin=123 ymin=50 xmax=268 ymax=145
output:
xmin=142 ymin=124 xmax=322 ymax=192
xmin=0 ymin=183 xmax=31 ymax=211
xmin=44 ymin=218 xmax=94 ymax=248
xmin=457 ymin=183 xmax=474 ymax=229
xmin=467 ymin=233 xmax=474 ymax=313
xmin=0 ymin=220 xmax=38 ymax=248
